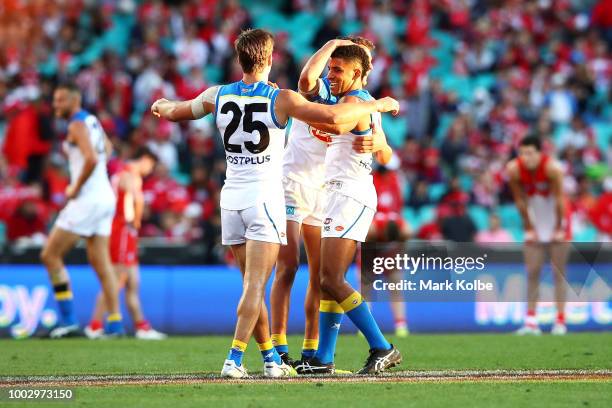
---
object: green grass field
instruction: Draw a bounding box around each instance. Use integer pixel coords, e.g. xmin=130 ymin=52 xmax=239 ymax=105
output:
xmin=1 ymin=333 xmax=610 ymax=407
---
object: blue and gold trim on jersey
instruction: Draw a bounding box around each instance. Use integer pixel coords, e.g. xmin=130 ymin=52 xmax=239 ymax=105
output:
xmin=214 ymin=80 xmax=286 ymax=129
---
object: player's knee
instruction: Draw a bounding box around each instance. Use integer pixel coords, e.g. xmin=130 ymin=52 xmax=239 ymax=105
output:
xmin=275 ymin=258 xmax=299 ymax=284
xmin=40 ymin=247 xmax=57 ymax=268
xmin=319 ymin=273 xmax=341 ymax=294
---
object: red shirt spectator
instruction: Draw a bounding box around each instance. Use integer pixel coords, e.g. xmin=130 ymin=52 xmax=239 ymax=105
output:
xmin=373 ymin=169 xmax=402 ymax=214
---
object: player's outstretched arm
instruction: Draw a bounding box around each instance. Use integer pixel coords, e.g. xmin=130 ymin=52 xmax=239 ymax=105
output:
xmin=151 ymin=86 xmax=218 ymax=122
xmin=299 ymin=39 xmax=356 ymax=95
xmin=275 ymin=89 xmax=399 ymax=127
xmin=151 ymin=98 xmax=195 ymax=121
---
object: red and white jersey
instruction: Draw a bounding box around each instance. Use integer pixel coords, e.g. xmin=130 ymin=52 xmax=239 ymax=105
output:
xmin=516 ymin=155 xmax=571 ymax=242
xmin=517 ymin=155 xmax=553 ymax=198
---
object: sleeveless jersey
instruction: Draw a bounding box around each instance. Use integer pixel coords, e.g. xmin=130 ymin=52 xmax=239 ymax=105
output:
xmin=62 ymin=110 xmax=114 ymax=201
xmin=517 ymin=155 xmax=552 ymax=197
xmin=215 ymin=80 xmax=286 ymax=210
xmin=517 ymin=155 xmax=572 ymax=241
xmin=324 ymin=89 xmax=380 ymax=209
xmin=283 ymin=78 xmax=337 ymax=189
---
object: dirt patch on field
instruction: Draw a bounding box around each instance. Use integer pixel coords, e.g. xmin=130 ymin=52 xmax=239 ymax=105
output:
xmin=1 ymin=370 xmax=610 ymax=387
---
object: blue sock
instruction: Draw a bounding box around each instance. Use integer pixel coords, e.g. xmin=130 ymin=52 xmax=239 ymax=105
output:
xmin=105 ymin=313 xmax=124 ymax=335
xmin=53 ymin=284 xmax=77 ymax=326
xmin=259 ymin=341 xmax=282 ymax=364
xmin=342 ymin=292 xmax=391 ymax=351
xmin=228 ymin=339 xmax=247 ymax=366
xmin=314 ymin=301 xmax=344 ymax=364
xmin=301 ymin=338 xmax=318 ymax=359
xmin=271 ymin=334 xmax=289 ymax=354
xmin=228 ymin=348 xmax=244 ymax=366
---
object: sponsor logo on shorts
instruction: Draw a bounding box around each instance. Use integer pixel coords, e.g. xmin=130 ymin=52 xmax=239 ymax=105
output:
xmin=324 ymin=218 xmax=332 ymax=225
xmin=324 ymin=226 xmax=331 ymax=232
xmin=335 ymin=225 xmax=344 ymax=232
xmin=286 ymin=206 xmax=296 ymax=215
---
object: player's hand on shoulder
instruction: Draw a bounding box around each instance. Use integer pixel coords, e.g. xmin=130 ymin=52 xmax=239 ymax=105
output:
xmin=376 ymin=97 xmax=400 ymax=115
xmin=267 ymin=81 xmax=279 ymax=89
xmin=353 ymin=123 xmax=386 ymax=153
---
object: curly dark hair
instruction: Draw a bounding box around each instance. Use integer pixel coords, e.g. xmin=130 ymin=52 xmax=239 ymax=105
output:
xmin=330 ymin=43 xmax=373 ymax=79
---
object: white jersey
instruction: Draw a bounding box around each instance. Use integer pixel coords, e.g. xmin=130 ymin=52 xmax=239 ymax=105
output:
xmin=62 ymin=110 xmax=114 ymax=201
xmin=283 ymin=78 xmax=337 ymax=190
xmin=215 ymin=80 xmax=287 ymax=210
xmin=324 ymin=89 xmax=380 ymax=210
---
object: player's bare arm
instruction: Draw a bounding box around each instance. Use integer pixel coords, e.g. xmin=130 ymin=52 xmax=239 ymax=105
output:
xmin=546 ymin=160 xmax=566 ymax=241
xmin=353 ymin=123 xmax=393 ymax=165
xmin=66 ymin=121 xmax=98 ymax=200
xmin=299 ymin=39 xmax=356 ymax=96
xmin=506 ymin=160 xmax=534 ymax=239
xmin=151 ymin=86 xmax=219 ymax=122
xmin=275 ymin=89 xmax=398 ymax=126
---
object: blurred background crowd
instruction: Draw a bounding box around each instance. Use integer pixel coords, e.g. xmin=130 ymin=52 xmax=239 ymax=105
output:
xmin=0 ymin=0 xmax=611 ymax=262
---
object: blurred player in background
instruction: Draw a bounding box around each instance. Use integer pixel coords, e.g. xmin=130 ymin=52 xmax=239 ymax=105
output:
xmin=295 ymin=42 xmax=402 ymax=375
xmin=84 ymin=147 xmax=167 ymax=340
xmin=39 ymin=83 xmax=123 ymax=338
xmin=150 ymin=29 xmax=399 ymax=378
xmin=363 ymin=158 xmax=411 ymax=337
xmin=507 ymin=136 xmax=571 ymax=335
xmin=270 ymin=36 xmax=378 ymax=367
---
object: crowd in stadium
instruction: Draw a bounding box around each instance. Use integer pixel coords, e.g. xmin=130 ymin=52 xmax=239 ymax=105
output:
xmin=0 ymin=0 xmax=611 ymax=262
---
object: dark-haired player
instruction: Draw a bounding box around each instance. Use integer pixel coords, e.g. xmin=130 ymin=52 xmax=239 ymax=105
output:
xmin=507 ymin=136 xmax=571 ymax=335
xmin=151 ymin=29 xmax=400 ymax=378
xmin=85 ymin=147 xmax=166 ymax=340
xmin=270 ymin=36 xmax=383 ymax=367
xmin=295 ymin=42 xmax=402 ymax=375
xmin=39 ymin=83 xmax=123 ymax=338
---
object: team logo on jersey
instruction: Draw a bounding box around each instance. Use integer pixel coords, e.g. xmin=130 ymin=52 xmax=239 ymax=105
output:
xmin=324 ymin=218 xmax=332 ymax=225
xmin=286 ymin=206 xmax=296 ymax=215
xmin=308 ymin=126 xmax=333 ymax=144
xmin=335 ymin=225 xmax=344 ymax=232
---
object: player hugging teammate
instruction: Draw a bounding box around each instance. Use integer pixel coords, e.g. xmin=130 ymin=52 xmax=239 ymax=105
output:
xmin=152 ymin=29 xmax=400 ymax=377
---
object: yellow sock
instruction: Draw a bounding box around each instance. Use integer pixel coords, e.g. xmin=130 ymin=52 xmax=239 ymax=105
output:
xmin=302 ymin=338 xmax=318 ymax=350
xmin=257 ymin=340 xmax=274 ymax=351
xmin=319 ymin=300 xmax=344 ymax=313
xmin=340 ymin=291 xmax=363 ymax=313
xmin=231 ymin=339 xmax=248 ymax=352
xmin=271 ymin=333 xmax=287 ymax=347
xmin=107 ymin=313 xmax=122 ymax=322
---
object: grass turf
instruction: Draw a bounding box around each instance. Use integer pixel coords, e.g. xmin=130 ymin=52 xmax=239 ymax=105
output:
xmin=1 ymin=333 xmax=610 ymax=375
xmin=1 ymin=333 xmax=610 ymax=407
xmin=1 ymin=382 xmax=610 ymax=408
